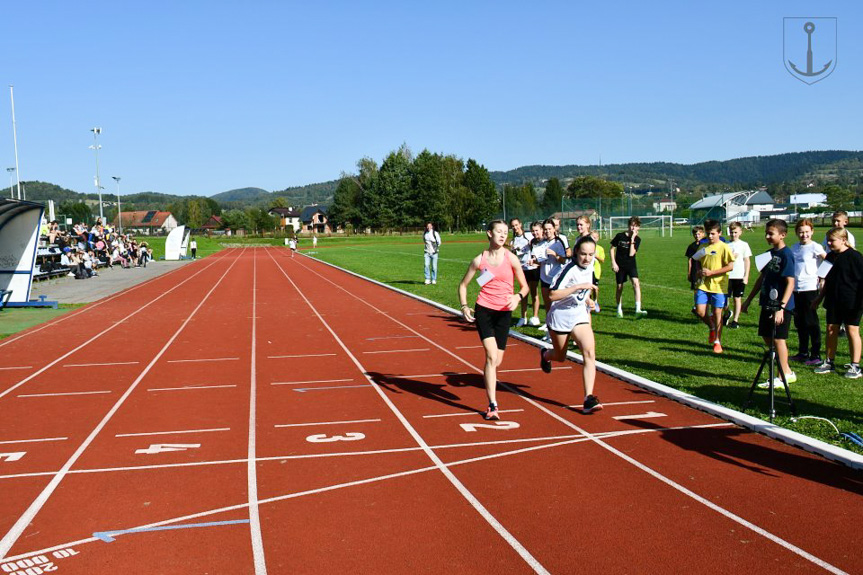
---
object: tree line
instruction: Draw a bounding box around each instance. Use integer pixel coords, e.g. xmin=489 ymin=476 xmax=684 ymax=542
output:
xmin=327 ymin=145 xmax=499 ymax=232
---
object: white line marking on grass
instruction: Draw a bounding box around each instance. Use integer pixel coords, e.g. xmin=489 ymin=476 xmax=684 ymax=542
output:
xmin=147 ymin=384 xmax=237 ymax=392
xmin=424 ymin=409 xmax=524 ymax=419
xmin=115 ymin=428 xmax=231 ymax=438
xmin=166 ymin=357 xmax=239 ymax=363
xmin=0 ymin=366 xmax=31 ymax=371
xmin=62 ymin=361 xmax=139 ymax=368
xmin=295 ymin=256 xmax=850 ymax=575
xmin=362 ymin=348 xmax=430 ymax=354
xmin=267 ymin=353 xmax=336 ymax=359
xmin=267 ymin=249 xmax=549 ymax=575
xmin=271 ymin=378 xmax=354 ymax=386
xmin=0 ymin=437 xmax=67 ymax=445
xmin=0 ymin=251 xmax=244 ymax=562
xmin=17 ymin=391 xmax=112 ymax=398
xmin=275 ymin=419 xmax=381 ymax=428
xmin=248 ymin=250 xmax=267 ymax=574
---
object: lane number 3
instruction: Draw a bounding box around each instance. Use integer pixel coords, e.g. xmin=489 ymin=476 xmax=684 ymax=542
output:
xmin=306 ymin=432 xmax=366 ymax=443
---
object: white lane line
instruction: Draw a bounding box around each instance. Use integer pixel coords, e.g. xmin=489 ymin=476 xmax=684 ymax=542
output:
xmin=248 ymin=250 xmax=267 ymax=575
xmin=296 ymin=257 xmax=849 ymax=575
xmin=0 ymin=250 xmax=230 ymax=352
xmin=499 ymin=366 xmax=571 ymax=374
xmin=0 ymin=255 xmax=226 ymax=402
xmin=267 ymin=353 xmax=336 ymax=359
xmin=366 ymin=335 xmax=418 ymax=341
xmin=18 ymin=391 xmax=112 ymax=398
xmin=0 ymin=250 xmax=244 ymax=561
xmin=455 ymin=345 xmax=483 ymax=349
xmin=62 ymin=361 xmax=140 ymax=368
xmin=147 ymin=384 xmax=237 ymax=392
xmin=166 ymin=357 xmax=239 ymax=363
xmin=569 ymin=400 xmax=655 ymax=409
xmin=424 ymin=409 xmax=524 ymax=419
xmin=387 ymin=372 xmax=469 ymax=379
xmin=115 ymin=428 xmax=231 ymax=438
xmin=0 ymin=423 xmax=739 ymax=564
xmin=271 ymin=379 xmax=354 ymax=386
xmin=613 ymin=412 xmax=667 ymax=421
xmin=0 ymin=437 xmax=67 ymax=445
xmin=362 ymin=348 xmax=430 ymax=355
xmin=0 ymin=423 xmax=737 ymax=482
xmin=292 ymin=385 xmax=370 ymax=392
xmin=268 ymin=250 xmax=549 ymax=575
xmin=0 ymin=366 xmax=32 ymax=371
xmin=275 ymin=419 xmax=382 ymax=428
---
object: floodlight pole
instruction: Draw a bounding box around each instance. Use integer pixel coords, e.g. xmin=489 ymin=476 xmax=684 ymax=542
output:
xmin=90 ymin=127 xmax=103 ymax=224
xmin=9 ymin=86 xmax=21 ymax=199
xmin=112 ymin=176 xmax=122 ymax=233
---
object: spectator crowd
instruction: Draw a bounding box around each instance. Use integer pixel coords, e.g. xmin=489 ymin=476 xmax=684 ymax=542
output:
xmin=42 ymin=219 xmax=153 ymax=280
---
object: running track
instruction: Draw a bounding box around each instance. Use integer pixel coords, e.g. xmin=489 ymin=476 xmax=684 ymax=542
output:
xmin=0 ymin=247 xmax=860 ymax=574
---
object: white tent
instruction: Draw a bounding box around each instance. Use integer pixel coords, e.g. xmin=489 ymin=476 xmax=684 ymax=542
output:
xmin=0 ymin=199 xmax=45 ymax=304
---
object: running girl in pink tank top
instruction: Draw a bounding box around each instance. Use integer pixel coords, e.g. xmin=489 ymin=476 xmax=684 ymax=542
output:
xmin=457 ymin=220 xmax=529 ymax=420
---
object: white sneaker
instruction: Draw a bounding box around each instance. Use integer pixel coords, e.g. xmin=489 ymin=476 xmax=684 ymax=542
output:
xmin=537 ymin=324 xmax=548 ymax=332
xmin=616 ymin=309 xmax=623 ymax=318
xmin=757 ymin=372 xmax=796 ymax=389
xmin=635 ymin=309 xmax=648 ymax=315
xmin=516 ymin=317 xmax=527 ymax=327
xmin=424 ymin=279 xmax=430 ymax=285
xmin=431 ymin=280 xmax=436 ymax=284
xmin=542 ymin=334 xmax=551 ymax=342
xmin=529 ymin=316 xmax=541 ymax=327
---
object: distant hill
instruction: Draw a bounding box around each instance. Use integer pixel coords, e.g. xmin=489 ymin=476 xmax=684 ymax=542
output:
xmin=490 ymin=150 xmax=863 ymax=189
xmin=209 ymin=187 xmax=272 ymax=203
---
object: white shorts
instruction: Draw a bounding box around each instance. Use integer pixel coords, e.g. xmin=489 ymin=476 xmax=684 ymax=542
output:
xmin=546 ymin=303 xmax=589 ymax=333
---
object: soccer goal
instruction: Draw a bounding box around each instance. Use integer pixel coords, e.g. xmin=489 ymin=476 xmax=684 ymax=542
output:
xmin=607 ymin=215 xmax=673 ymax=238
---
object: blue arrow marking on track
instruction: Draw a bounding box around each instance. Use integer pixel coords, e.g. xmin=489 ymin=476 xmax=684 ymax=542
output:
xmin=94 ymin=519 xmax=250 ymax=542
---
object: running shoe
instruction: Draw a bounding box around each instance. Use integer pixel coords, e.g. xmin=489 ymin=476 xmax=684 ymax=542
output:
xmin=713 ymin=342 xmax=723 ymax=354
xmin=789 ymin=353 xmax=808 ymax=363
xmin=431 ymin=280 xmax=437 ymax=285
xmin=814 ymin=360 xmax=835 ymax=374
xmin=691 ymin=306 xmax=698 ymax=316
xmin=516 ymin=317 xmax=527 ymax=327
xmin=484 ymin=405 xmax=500 ymax=420
xmin=540 ymin=348 xmax=552 ymax=373
xmin=582 ymin=395 xmax=603 ymax=413
xmin=845 ymin=365 xmax=862 ymax=379
xmin=537 ymin=323 xmax=548 ymax=332
xmin=424 ymin=279 xmax=431 ymax=285
xmin=529 ymin=316 xmax=541 ymax=327
xmin=635 ymin=309 xmax=647 ymax=316
xmin=804 ymin=356 xmax=823 ymax=366
xmin=594 ymin=303 xmax=601 ymax=313
xmin=728 ymin=321 xmax=740 ymax=329
xmin=757 ymin=371 xmax=797 ymax=389
xmin=708 ymin=329 xmax=716 ymax=344
xmin=616 ymin=309 xmax=624 ymax=318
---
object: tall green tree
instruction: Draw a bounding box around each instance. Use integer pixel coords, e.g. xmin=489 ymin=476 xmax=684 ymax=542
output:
xmin=566 ymin=176 xmax=624 ymax=199
xmin=541 ymin=177 xmax=564 ymax=214
xmin=59 ymin=201 xmax=92 ymax=225
xmin=463 ymin=159 xmax=497 ymax=229
xmin=823 ymin=183 xmax=855 ymax=213
xmin=411 ymin=150 xmax=448 ymax=227
xmin=364 ymin=145 xmax=412 ymax=230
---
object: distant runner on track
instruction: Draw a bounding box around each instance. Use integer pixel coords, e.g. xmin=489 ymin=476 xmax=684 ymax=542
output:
xmin=458 ymin=220 xmax=529 ymax=421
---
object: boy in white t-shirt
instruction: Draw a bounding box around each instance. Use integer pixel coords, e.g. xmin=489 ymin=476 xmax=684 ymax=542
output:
xmin=725 ymin=222 xmax=752 ymax=328
xmin=791 ymin=218 xmax=827 ymax=365
xmin=823 ymin=211 xmax=856 ymax=250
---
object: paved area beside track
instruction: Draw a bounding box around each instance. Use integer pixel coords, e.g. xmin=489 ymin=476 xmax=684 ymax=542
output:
xmin=30 ymin=260 xmax=194 ymax=304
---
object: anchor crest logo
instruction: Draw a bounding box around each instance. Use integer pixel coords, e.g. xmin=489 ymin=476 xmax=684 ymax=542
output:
xmin=783 ymin=17 xmax=837 ymax=85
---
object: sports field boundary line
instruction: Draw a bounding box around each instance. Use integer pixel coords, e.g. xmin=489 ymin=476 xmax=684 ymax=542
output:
xmin=300 ymin=250 xmax=863 ymax=470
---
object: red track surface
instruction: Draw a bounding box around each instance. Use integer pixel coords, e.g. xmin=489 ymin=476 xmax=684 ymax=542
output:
xmin=1 ymin=247 xmax=861 ymax=575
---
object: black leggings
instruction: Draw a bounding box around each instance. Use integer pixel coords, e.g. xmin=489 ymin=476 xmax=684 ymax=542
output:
xmin=793 ymin=290 xmax=821 ymax=357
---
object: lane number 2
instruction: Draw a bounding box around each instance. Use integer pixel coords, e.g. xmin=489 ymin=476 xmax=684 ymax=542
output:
xmin=459 ymin=421 xmax=520 ymax=432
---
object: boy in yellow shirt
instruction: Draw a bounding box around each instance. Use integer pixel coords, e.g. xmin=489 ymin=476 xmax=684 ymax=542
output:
xmin=695 ymin=220 xmax=735 ymax=353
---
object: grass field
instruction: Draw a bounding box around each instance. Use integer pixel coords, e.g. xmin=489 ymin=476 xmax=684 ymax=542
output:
xmin=301 ymin=227 xmax=863 ymax=454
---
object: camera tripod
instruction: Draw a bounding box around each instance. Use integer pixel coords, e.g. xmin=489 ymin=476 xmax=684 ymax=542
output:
xmin=744 ymin=308 xmax=797 ymax=422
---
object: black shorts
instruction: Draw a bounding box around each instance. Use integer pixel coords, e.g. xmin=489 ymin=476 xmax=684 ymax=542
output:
xmin=727 ymin=279 xmax=745 ymax=298
xmin=758 ymin=307 xmax=791 ymax=340
xmin=615 ymin=261 xmax=638 ymax=284
xmin=592 ymin=271 xmax=599 ymax=286
xmin=523 ymin=267 xmax=540 ymax=283
xmin=474 ymin=304 xmax=512 ymax=350
xmin=825 ymin=306 xmax=863 ymax=327
xmin=540 ymin=280 xmax=552 ymax=290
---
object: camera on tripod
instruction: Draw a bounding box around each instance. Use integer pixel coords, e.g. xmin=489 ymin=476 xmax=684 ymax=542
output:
xmin=763 ymin=288 xmax=783 ymax=312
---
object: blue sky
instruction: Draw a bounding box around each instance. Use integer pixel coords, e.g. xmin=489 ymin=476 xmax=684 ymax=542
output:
xmin=3 ymin=1 xmax=860 ymax=198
